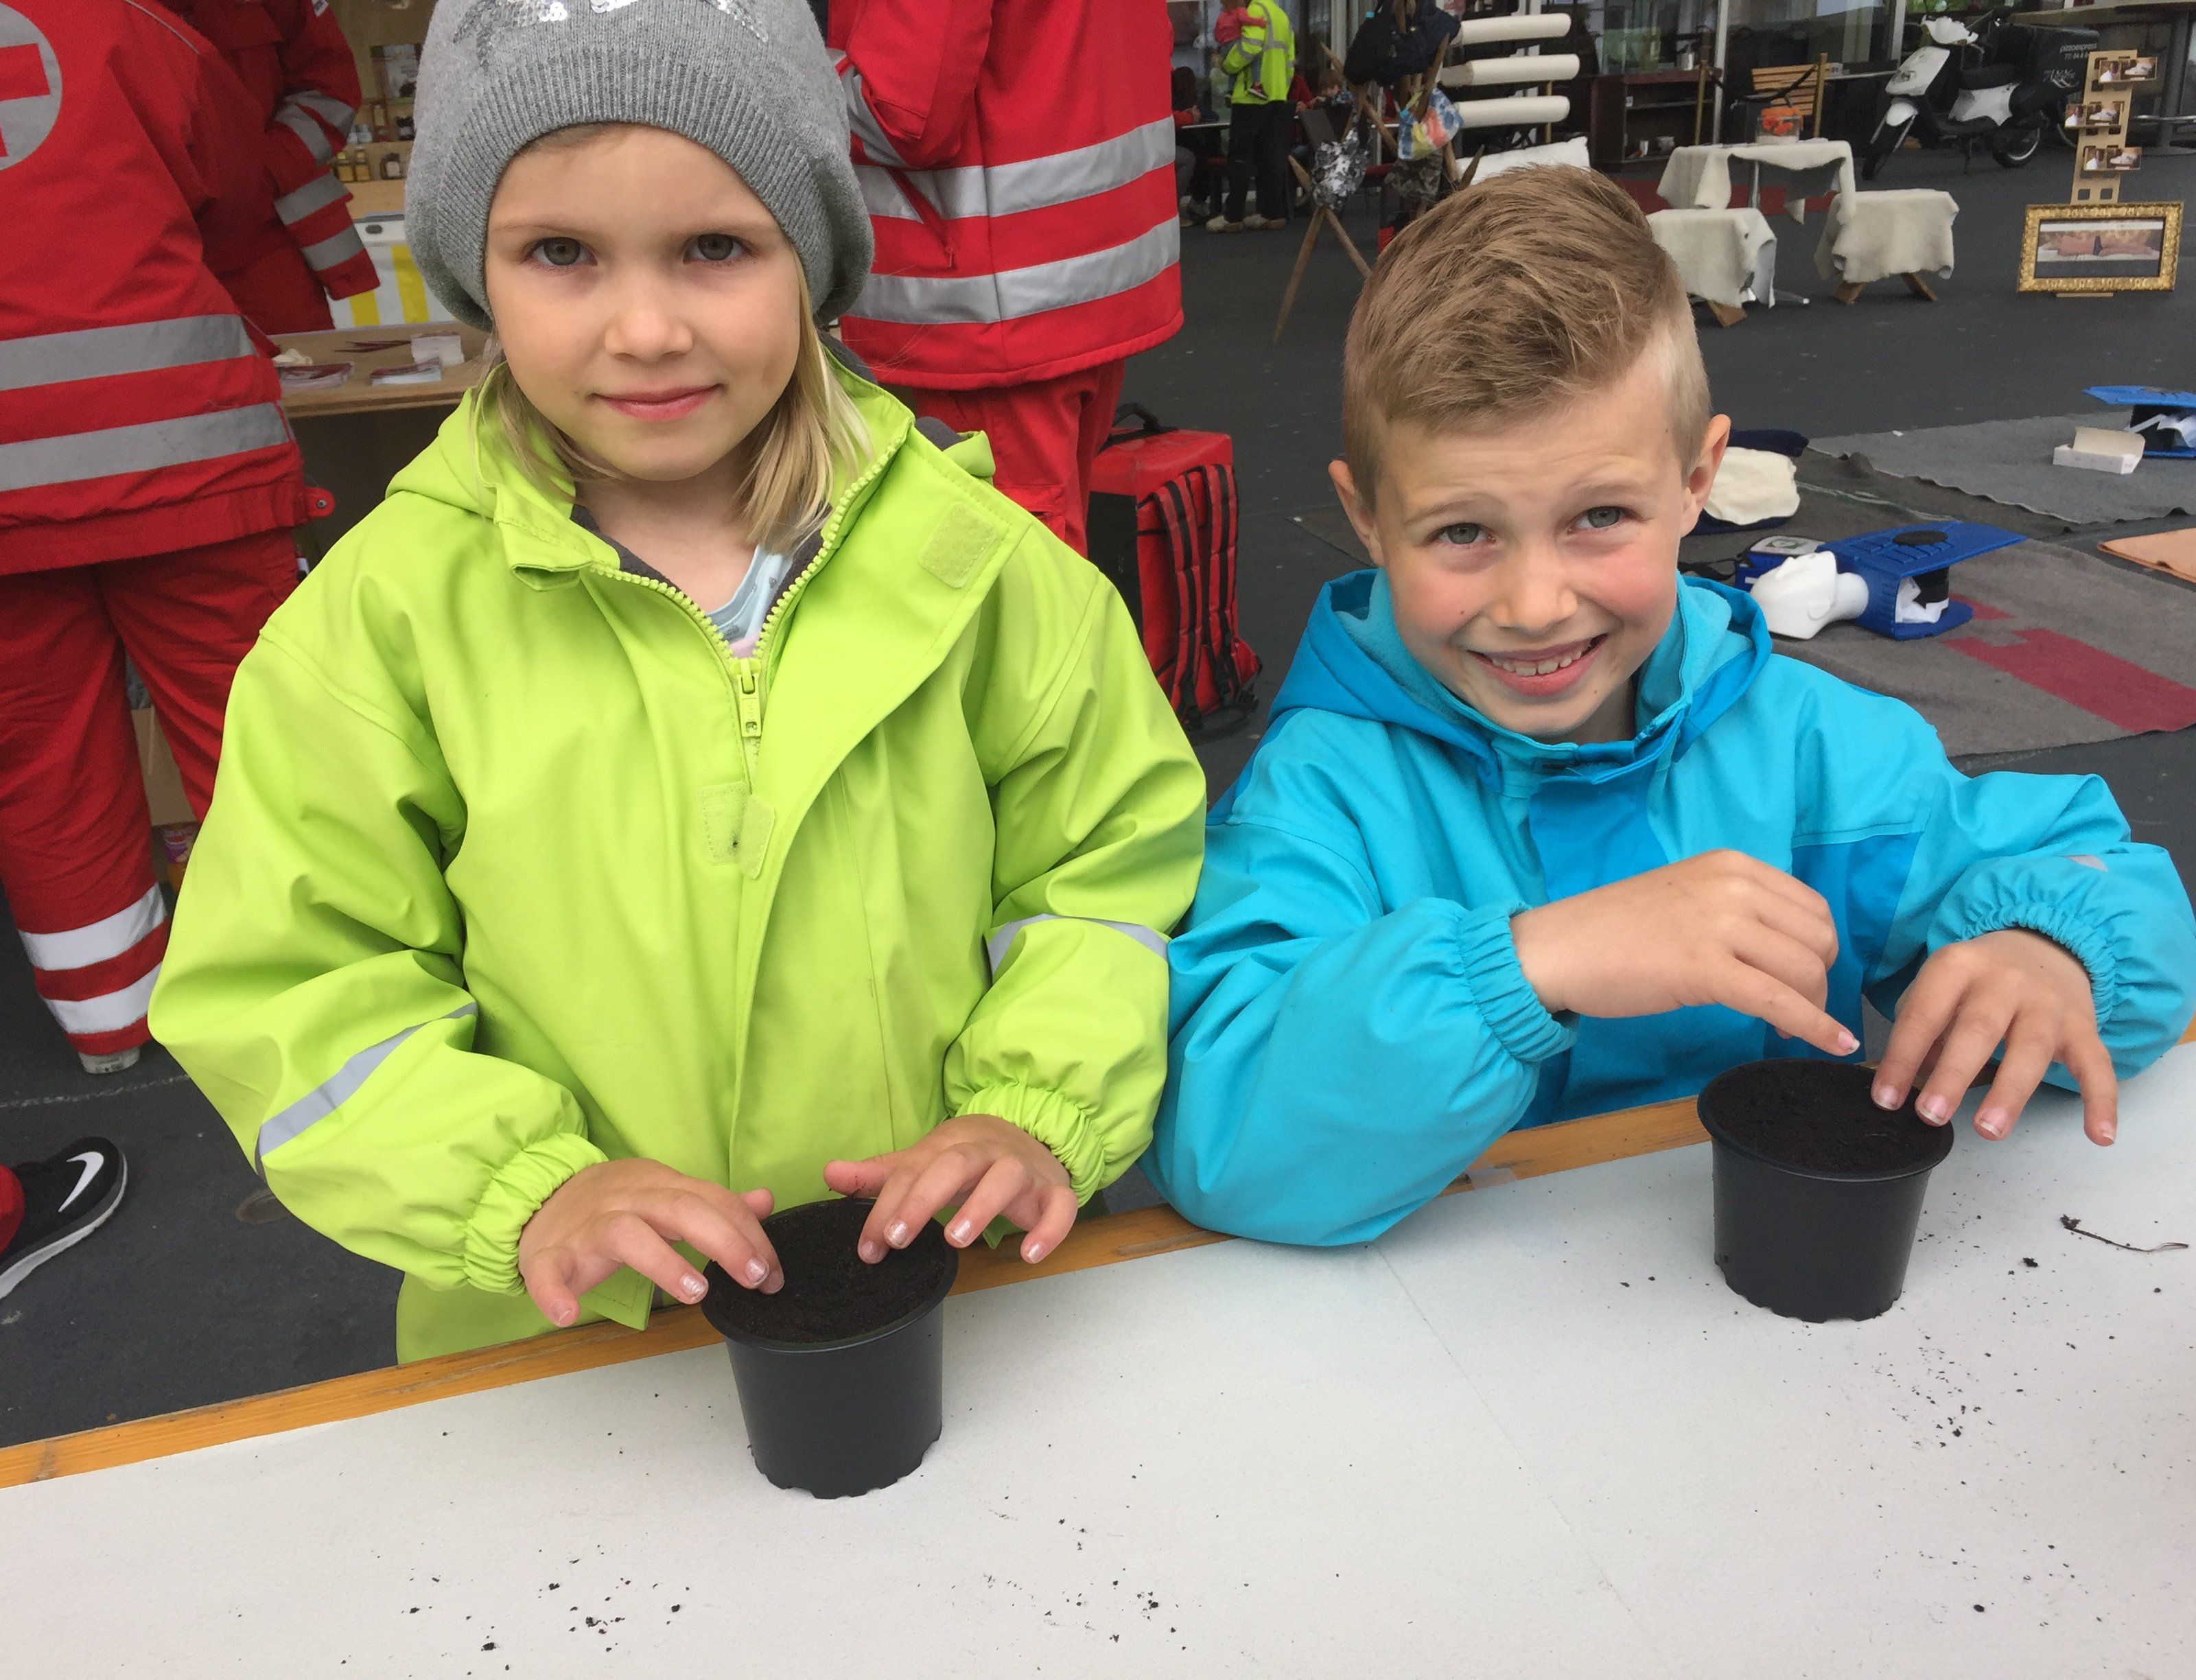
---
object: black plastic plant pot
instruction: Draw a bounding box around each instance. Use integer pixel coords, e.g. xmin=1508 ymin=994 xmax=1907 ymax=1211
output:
xmin=1698 ymin=1059 xmax=1956 ymax=1324
xmin=699 ymin=1195 xmax=957 ymax=1498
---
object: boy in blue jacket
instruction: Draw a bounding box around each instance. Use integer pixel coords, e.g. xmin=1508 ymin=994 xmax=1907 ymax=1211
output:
xmin=1147 ymin=167 xmax=2196 ymax=1246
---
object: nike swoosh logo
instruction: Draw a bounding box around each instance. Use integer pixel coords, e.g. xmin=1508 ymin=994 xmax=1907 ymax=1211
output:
xmin=56 ymin=1152 xmax=103 ymax=1217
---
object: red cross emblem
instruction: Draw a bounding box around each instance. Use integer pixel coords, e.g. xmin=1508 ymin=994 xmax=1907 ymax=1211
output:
xmin=0 ymin=5 xmax=60 ymax=170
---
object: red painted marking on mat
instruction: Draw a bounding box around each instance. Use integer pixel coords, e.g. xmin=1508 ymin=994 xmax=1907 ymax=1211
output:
xmin=1950 ymin=627 xmax=2196 ymax=733
xmin=1961 ymin=598 xmax=2009 ymax=621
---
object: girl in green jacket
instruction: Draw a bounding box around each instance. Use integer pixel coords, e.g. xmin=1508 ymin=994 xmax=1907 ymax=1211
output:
xmin=149 ymin=0 xmax=1206 ymax=1361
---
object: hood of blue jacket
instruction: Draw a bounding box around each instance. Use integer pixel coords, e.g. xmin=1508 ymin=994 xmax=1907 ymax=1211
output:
xmin=1258 ymin=570 xmax=1771 ymax=793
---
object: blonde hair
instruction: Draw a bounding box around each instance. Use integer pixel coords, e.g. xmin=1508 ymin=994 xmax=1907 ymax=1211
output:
xmin=473 ymin=125 xmax=872 ymax=552
xmin=1340 ymin=166 xmax=1711 ymax=504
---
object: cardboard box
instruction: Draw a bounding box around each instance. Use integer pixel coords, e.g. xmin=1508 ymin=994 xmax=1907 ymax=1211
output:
xmin=132 ymin=707 xmax=195 ymax=828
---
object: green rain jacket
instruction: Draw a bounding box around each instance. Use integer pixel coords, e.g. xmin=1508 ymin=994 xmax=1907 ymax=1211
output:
xmin=150 ymin=369 xmax=1206 ymax=1361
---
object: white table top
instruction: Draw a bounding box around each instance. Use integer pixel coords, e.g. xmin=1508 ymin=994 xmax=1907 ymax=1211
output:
xmin=1659 ymin=138 xmax=1856 ymax=215
xmin=10 ymin=1049 xmax=2193 ymax=1676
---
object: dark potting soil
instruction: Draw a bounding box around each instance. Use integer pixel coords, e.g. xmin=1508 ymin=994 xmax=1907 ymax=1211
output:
xmin=700 ymin=1196 xmax=951 ymax=1345
xmin=1701 ymin=1060 xmax=1954 ymax=1175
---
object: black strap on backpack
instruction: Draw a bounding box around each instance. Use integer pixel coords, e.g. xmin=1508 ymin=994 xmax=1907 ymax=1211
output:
xmin=1154 ymin=476 xmax=1206 ymax=722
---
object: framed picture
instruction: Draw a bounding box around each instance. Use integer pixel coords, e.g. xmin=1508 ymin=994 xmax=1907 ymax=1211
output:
xmin=2096 ymin=55 xmax=2158 ymax=84
xmin=2020 ymin=201 xmax=2182 ymax=293
xmin=2079 ymin=142 xmax=2142 ymax=174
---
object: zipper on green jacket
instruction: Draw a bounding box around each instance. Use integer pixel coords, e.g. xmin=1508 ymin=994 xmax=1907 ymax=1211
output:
xmin=581 ymin=430 xmax=898 ymax=782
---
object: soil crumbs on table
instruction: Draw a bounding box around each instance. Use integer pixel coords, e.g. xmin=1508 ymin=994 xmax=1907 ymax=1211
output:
xmin=703 ymin=1196 xmax=950 ymax=1343
xmin=1707 ymin=1060 xmax=1949 ymax=1174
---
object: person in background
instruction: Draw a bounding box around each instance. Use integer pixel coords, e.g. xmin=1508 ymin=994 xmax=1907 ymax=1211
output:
xmin=1175 ymin=64 xmax=1217 ymax=225
xmin=1209 ymin=0 xmax=1295 ymax=233
xmin=0 ymin=0 xmax=312 ymax=1082
xmin=156 ymin=0 xmax=378 ymax=332
xmin=828 ymin=0 xmax=1182 ymax=557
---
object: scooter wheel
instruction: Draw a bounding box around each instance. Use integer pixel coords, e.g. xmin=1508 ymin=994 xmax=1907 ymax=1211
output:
xmin=1992 ymin=126 xmax=2042 ymax=167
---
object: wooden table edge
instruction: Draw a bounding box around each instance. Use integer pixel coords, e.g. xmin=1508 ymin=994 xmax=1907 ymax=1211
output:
xmin=0 ymin=1095 xmax=1708 ymax=1489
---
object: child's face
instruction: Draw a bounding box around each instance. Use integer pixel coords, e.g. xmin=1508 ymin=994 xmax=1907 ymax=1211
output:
xmin=484 ymin=126 xmax=805 ymax=493
xmin=1331 ymin=350 xmax=1729 ymax=745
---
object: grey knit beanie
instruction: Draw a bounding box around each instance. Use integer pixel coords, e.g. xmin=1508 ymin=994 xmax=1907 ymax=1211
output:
xmin=408 ymin=0 xmax=872 ymax=330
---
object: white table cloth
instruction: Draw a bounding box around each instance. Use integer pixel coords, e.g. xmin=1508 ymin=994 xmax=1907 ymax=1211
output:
xmin=1649 ymin=207 xmax=1778 ymax=308
xmin=1816 ymin=186 xmax=1959 ymax=285
xmin=10 ymin=1051 xmax=2193 ymax=1676
xmin=1658 ymin=137 xmax=1857 ymax=222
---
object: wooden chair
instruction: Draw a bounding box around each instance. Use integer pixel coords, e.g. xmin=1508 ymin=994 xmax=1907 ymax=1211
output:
xmin=1743 ymin=54 xmax=1829 ymax=141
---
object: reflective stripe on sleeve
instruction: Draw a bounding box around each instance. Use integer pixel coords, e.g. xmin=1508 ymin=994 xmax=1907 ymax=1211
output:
xmin=273 ymin=171 xmax=347 ymax=226
xmin=840 ymin=65 xmax=905 ymax=167
xmin=299 ymin=223 xmax=369 ymax=274
xmin=17 ymin=885 xmax=167 ymax=970
xmin=255 ymin=1003 xmax=478 ymax=1169
xmin=0 ymin=404 xmax=292 ymax=493
xmin=0 ymin=316 xmax=255 ymax=394
xmin=985 ymin=914 xmax=1169 ymax=976
xmin=290 ymin=89 xmax=356 ymax=131
xmin=276 ymin=104 xmax=336 ymax=163
xmin=852 ymin=218 xmax=1180 ymax=326
xmin=858 ymin=119 xmax=1176 ymax=222
xmin=47 ymin=965 xmax=161 ymax=1036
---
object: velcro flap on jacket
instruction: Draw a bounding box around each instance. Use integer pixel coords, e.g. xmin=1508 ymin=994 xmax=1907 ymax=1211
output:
xmin=920 ymin=503 xmax=999 ymax=590
xmin=700 ymin=784 xmax=775 ymax=877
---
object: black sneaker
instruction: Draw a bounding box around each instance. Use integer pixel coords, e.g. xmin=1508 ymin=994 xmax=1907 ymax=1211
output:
xmin=1 ymin=1137 xmax=127 ymax=1299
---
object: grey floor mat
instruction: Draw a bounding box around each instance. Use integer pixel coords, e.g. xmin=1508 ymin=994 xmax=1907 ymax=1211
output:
xmin=1812 ymin=412 xmax=2196 ymax=526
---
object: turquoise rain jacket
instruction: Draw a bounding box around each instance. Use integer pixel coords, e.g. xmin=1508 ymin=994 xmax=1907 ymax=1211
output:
xmin=1145 ymin=570 xmax=2196 ymax=1246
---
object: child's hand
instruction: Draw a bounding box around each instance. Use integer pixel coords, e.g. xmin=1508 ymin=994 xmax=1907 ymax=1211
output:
xmin=1511 ymin=850 xmax=1855 ymax=1057
xmin=1871 ymin=929 xmax=2115 ymax=1145
xmin=823 ymin=1115 xmax=1077 ymax=1265
xmin=518 ymin=1159 xmax=782 ymax=1328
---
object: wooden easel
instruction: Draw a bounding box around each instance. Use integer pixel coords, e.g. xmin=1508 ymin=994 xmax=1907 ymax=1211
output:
xmin=1273 ymin=104 xmax=1375 ymax=342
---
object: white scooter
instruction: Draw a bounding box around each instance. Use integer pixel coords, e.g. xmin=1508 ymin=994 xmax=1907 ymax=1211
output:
xmin=1862 ymin=8 xmax=2095 ymax=180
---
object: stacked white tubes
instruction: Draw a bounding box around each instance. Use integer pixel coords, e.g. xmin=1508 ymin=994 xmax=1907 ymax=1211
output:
xmin=1434 ymin=13 xmax=1576 ymax=130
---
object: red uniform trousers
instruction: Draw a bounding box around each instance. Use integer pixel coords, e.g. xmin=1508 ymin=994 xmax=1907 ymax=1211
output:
xmin=897 ymin=360 xmax=1128 ymax=557
xmin=0 ymin=530 xmax=297 ymax=1059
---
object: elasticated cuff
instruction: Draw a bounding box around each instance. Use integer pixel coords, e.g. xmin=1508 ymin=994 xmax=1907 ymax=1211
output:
xmin=961 ymin=1082 xmax=1111 ymax=1206
xmin=1943 ymin=902 xmax=2119 ymax=1027
xmin=460 ymin=1131 xmax=611 ymax=1297
xmin=1456 ymin=901 xmax=1578 ymax=1066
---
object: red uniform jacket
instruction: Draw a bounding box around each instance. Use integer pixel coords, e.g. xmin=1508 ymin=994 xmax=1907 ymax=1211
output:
xmin=0 ymin=0 xmax=311 ymax=573
xmin=161 ymin=0 xmax=375 ymax=310
xmin=828 ymin=0 xmax=1183 ymax=390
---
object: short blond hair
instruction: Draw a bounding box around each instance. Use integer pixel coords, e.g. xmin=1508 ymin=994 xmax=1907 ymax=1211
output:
xmin=1340 ymin=167 xmax=1710 ymax=503
xmin=474 ymin=126 xmax=870 ymax=552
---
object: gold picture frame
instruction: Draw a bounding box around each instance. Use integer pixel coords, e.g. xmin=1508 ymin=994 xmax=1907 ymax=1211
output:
xmin=2020 ymin=200 xmax=2181 ymax=294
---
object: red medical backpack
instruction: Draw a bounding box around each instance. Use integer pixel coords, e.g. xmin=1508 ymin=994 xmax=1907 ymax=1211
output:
xmin=1087 ymin=406 xmax=1262 ymax=737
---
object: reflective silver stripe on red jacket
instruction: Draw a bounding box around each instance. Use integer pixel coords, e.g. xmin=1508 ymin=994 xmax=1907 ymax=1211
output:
xmin=856 ymin=118 xmax=1176 ymax=223
xmin=0 ymin=315 xmax=255 ymax=393
xmin=852 ymin=220 xmax=1180 ymax=327
xmin=0 ymin=405 xmax=292 ymax=493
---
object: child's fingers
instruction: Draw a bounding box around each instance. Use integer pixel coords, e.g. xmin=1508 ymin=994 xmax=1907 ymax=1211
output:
xmin=944 ymin=1156 xmax=1029 ymax=1248
xmin=2064 ymin=1027 xmax=2120 ymax=1145
xmin=1972 ymin=1014 xmax=2059 ymax=1140
xmin=879 ymin=1148 xmax=985 ymax=1253
xmin=1749 ymin=888 xmax=1842 ymax=972
xmin=522 ymin=1248 xmax=587 ymax=1329
xmin=1017 ymin=1183 xmax=1079 ymax=1264
xmin=602 ymin=1215 xmax=721 ymax=1307
xmin=1873 ymin=971 xmax=1961 ymax=1112
xmin=1719 ymin=958 xmax=1854 ymax=1056
xmin=823 ymin=1156 xmax=895 ymax=1198
xmin=651 ymin=1188 xmax=780 ymax=1294
xmin=1733 ymin=925 xmax=1832 ymax=1014
xmin=1913 ymin=995 xmax=2016 ymax=1127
